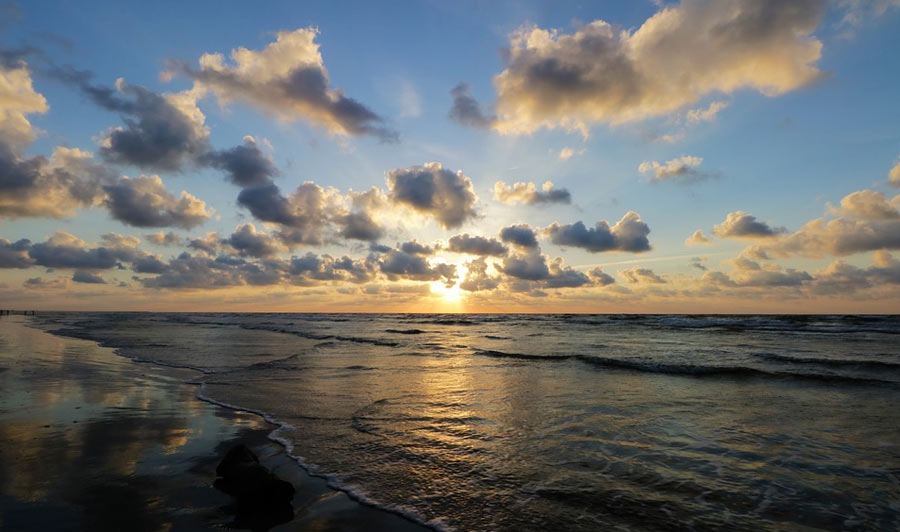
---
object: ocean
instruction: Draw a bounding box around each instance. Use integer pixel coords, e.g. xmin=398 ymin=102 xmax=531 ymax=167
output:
xmin=32 ymin=313 xmax=900 ymax=531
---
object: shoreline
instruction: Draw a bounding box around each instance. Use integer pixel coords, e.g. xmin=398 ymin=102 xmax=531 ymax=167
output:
xmin=0 ymin=315 xmax=430 ymax=531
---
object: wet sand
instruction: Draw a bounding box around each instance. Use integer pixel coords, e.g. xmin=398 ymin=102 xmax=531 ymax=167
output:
xmin=0 ymin=315 xmax=429 ymax=531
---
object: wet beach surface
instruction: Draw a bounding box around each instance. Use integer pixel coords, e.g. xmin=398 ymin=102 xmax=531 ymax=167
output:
xmin=0 ymin=315 xmax=428 ymax=531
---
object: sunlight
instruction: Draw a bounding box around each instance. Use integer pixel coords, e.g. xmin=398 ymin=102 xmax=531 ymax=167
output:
xmin=431 ymin=279 xmax=463 ymax=302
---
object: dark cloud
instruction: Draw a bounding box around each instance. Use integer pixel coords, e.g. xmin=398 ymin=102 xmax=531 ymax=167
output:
xmin=0 ymin=238 xmax=32 ymax=268
xmin=72 ymin=270 xmax=106 ymax=284
xmin=378 ymin=250 xmax=457 ymax=285
xmin=400 ymin=241 xmax=434 ymax=256
xmin=499 ymin=224 xmax=539 ymax=248
xmin=386 ymin=162 xmax=478 ymax=229
xmin=338 ymin=211 xmax=384 ymax=242
xmin=204 ymin=138 xmax=278 ymax=187
xmin=103 ymin=175 xmax=210 ymax=229
xmin=226 ymin=224 xmax=283 ymax=258
xmin=498 ymin=251 xmax=550 ymax=281
xmin=28 ymin=233 xmax=137 ymax=270
xmin=62 ymin=75 xmax=210 ymax=172
xmin=447 ymin=234 xmax=508 ymax=257
xmin=145 ymin=231 xmax=183 ymax=246
xmin=448 ymin=83 xmax=496 ymax=129
xmin=545 ymin=212 xmax=651 ymax=253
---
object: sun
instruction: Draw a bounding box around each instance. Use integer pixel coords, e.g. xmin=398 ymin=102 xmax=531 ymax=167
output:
xmin=431 ymin=279 xmax=463 ymax=302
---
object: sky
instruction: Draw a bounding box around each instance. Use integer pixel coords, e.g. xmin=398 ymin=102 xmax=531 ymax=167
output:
xmin=1 ymin=0 xmax=899 ymax=313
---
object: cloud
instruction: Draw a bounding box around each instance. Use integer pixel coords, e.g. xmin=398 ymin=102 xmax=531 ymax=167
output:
xmin=226 ymin=223 xmax=284 ymax=258
xmin=24 ymin=276 xmax=70 ymax=290
xmin=498 ymin=251 xmax=549 ymax=281
xmin=558 ymin=147 xmax=584 ymax=160
xmin=888 ymin=157 xmax=900 ymax=186
xmin=103 ymin=175 xmax=211 ymax=229
xmin=493 ymin=180 xmax=571 ymax=205
xmin=187 ymin=232 xmax=221 ymax=255
xmin=386 ymin=162 xmax=478 ymax=229
xmin=71 ymin=76 xmax=210 ymax=172
xmin=499 ymin=224 xmax=539 ymax=248
xmin=448 ymin=82 xmax=496 ymax=129
xmin=810 ymin=251 xmax=900 ymax=295
xmin=752 ymin=195 xmax=900 ymax=258
xmin=545 ymin=211 xmax=651 ymax=252
xmin=378 ymin=250 xmax=457 ymax=285
xmin=690 ymin=257 xmax=708 ymax=271
xmin=712 ymin=211 xmax=784 ymax=239
xmin=400 ymin=240 xmax=434 ymax=256
xmin=685 ymin=229 xmax=712 ymax=246
xmin=447 ymin=234 xmax=508 ymax=256
xmin=0 ymin=143 xmax=111 ymax=219
xmin=28 ymin=232 xmax=139 ymax=270
xmin=620 ymin=267 xmax=666 ymax=284
xmin=459 ymin=257 xmax=500 ymax=292
xmin=638 ymin=155 xmax=711 ymax=183
xmin=72 ymin=270 xmax=106 ymax=284
xmin=704 ymin=256 xmax=812 ymax=287
xmin=175 ymin=28 xmax=397 ymax=142
xmin=491 ymin=0 xmax=824 ymax=134
xmin=146 ymin=231 xmax=183 ymax=246
xmin=204 ymin=137 xmax=278 ymax=187
xmin=588 ymin=267 xmax=615 ymax=286
xmin=829 ymin=189 xmax=900 ymax=220
xmin=685 ymin=101 xmax=728 ymax=124
xmin=0 ymin=55 xmax=48 ymax=149
xmin=0 ymin=238 xmax=32 ymax=268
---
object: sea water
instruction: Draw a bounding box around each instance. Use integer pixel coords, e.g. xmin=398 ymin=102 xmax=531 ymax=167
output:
xmin=33 ymin=313 xmax=900 ymax=531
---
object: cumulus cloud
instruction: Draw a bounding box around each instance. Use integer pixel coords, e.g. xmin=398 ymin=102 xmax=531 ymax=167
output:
xmin=685 ymin=229 xmax=712 ymax=246
xmin=0 ymin=238 xmax=32 ymax=268
xmin=459 ymin=257 xmax=500 ymax=292
xmin=545 ymin=211 xmax=651 ymax=252
xmin=499 ymin=224 xmax=539 ymax=249
xmin=810 ymin=251 xmax=900 ymax=295
xmin=448 ymin=82 xmax=495 ymax=129
xmin=174 ymin=27 xmax=397 ymax=141
xmin=28 ymin=232 xmax=140 ymax=270
xmin=588 ymin=267 xmax=615 ymax=286
xmin=187 ymin=232 xmax=222 ymax=255
xmin=103 ymin=175 xmax=211 ymax=228
xmin=891 ymin=157 xmax=900 ymax=186
xmin=713 ymin=211 xmax=784 ymax=239
xmin=386 ymin=162 xmax=478 ymax=229
xmin=493 ymin=180 xmax=571 ymax=205
xmin=749 ymin=191 xmax=900 ymax=258
xmin=447 ymin=234 xmax=508 ymax=257
xmin=620 ymin=267 xmax=666 ymax=284
xmin=70 ymin=76 xmax=210 ymax=171
xmin=491 ymin=0 xmax=824 ymax=134
xmin=378 ymin=250 xmax=457 ymax=285
xmin=226 ymin=223 xmax=284 ymax=258
xmin=205 ymin=137 xmax=278 ymax=187
xmin=400 ymin=240 xmax=434 ymax=256
xmin=498 ymin=251 xmax=549 ymax=281
xmin=497 ymin=250 xmax=591 ymax=290
xmin=638 ymin=155 xmax=711 ymax=183
xmin=0 ymin=145 xmax=111 ymax=219
xmin=704 ymin=256 xmax=812 ymax=288
xmin=0 ymin=55 xmax=47 ymax=149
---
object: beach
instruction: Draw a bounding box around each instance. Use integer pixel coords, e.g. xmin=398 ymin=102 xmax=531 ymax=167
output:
xmin=0 ymin=315 xmax=428 ymax=531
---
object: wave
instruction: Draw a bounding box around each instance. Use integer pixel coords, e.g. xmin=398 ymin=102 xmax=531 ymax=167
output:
xmin=471 ymin=349 xmax=898 ymax=386
xmin=385 ymin=329 xmax=427 ymax=335
xmin=753 ymin=352 xmax=900 ymax=370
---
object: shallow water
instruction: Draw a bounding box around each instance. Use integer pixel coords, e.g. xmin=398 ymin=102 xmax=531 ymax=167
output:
xmin=34 ymin=313 xmax=900 ymax=531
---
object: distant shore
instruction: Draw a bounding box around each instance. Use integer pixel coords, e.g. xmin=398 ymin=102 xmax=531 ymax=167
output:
xmin=0 ymin=315 xmax=428 ymax=531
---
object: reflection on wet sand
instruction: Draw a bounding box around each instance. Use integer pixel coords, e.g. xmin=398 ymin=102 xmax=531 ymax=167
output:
xmin=0 ymin=317 xmax=429 ymax=531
